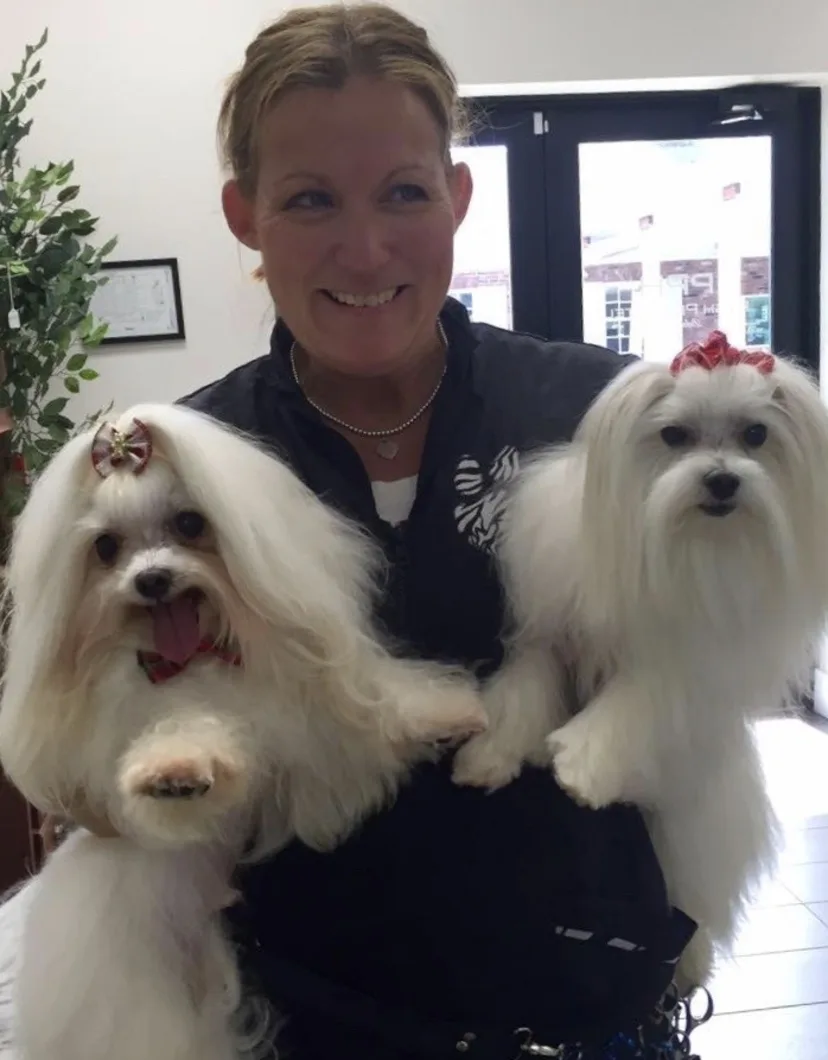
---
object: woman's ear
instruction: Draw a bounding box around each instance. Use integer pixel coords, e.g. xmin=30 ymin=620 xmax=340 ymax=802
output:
xmin=221 ymin=180 xmax=261 ymax=251
xmin=449 ymin=161 xmax=473 ymax=230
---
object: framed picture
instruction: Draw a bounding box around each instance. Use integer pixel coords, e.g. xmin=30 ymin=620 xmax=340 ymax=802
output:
xmin=89 ymin=257 xmax=185 ymax=345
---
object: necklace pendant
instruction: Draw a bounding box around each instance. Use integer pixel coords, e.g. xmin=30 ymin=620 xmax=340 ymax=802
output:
xmin=376 ymin=437 xmax=399 ymax=460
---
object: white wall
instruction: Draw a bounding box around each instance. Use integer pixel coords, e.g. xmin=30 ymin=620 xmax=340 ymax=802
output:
xmin=2 ymin=0 xmax=828 ymax=418
xmin=399 ymin=0 xmax=828 ymax=93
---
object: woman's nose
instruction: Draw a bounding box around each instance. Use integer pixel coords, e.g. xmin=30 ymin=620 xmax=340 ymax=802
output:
xmin=331 ymin=210 xmax=393 ymax=274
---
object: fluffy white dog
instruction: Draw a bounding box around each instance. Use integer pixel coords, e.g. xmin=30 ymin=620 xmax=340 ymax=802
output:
xmin=453 ymin=332 xmax=828 ymax=990
xmin=0 ymin=403 xmax=485 ymax=1060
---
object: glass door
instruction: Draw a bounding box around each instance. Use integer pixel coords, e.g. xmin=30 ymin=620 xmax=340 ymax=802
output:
xmin=450 ymin=144 xmax=513 ymax=329
xmin=450 ymin=107 xmax=550 ymax=339
xmin=469 ymin=88 xmax=818 ymax=370
xmin=579 ymin=136 xmax=773 ymax=362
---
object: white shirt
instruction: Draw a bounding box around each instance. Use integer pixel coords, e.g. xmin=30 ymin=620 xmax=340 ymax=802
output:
xmin=371 ymin=475 xmax=418 ymax=527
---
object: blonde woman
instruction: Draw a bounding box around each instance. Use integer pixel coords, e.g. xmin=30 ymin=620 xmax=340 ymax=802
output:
xmin=48 ymin=5 xmax=704 ymax=1058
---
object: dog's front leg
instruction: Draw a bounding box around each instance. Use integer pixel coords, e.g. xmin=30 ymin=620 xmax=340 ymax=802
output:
xmin=117 ymin=708 xmax=253 ymax=845
xmin=362 ymin=657 xmax=488 ymax=748
xmin=452 ymin=644 xmax=569 ymax=790
xmin=546 ymin=674 xmax=656 ymax=810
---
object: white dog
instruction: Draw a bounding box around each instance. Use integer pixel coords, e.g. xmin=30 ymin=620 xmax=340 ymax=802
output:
xmin=453 ymin=332 xmax=828 ymax=990
xmin=0 ymin=403 xmax=485 ymax=1060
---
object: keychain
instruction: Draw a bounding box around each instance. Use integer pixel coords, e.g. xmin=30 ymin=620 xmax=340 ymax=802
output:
xmin=7 ymin=265 xmax=21 ymax=330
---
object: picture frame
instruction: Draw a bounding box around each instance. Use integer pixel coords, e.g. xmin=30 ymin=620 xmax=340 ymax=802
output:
xmin=89 ymin=257 xmax=185 ymax=345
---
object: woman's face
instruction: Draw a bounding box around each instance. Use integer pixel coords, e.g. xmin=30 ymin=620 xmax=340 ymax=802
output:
xmin=223 ymin=76 xmax=472 ymax=378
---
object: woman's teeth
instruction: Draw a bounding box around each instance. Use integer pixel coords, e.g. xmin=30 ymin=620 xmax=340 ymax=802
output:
xmin=326 ymin=287 xmax=399 ymax=307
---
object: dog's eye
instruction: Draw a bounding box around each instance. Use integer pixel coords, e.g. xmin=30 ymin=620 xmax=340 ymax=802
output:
xmin=94 ymin=533 xmax=120 ymax=564
xmin=660 ymin=425 xmax=692 ymax=448
xmin=742 ymin=423 xmax=768 ymax=448
xmin=174 ymin=510 xmax=207 ymax=540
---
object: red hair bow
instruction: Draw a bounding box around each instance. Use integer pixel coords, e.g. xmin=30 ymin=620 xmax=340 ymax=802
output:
xmin=670 ymin=331 xmax=775 ymax=376
xmin=91 ymin=418 xmax=153 ymax=478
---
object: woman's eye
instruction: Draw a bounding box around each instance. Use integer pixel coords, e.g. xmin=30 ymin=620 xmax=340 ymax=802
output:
xmin=285 ymin=189 xmax=333 ymax=211
xmin=388 ymin=183 xmax=428 ymax=203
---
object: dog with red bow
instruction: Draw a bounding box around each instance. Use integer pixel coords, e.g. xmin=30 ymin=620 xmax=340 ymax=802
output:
xmin=0 ymin=403 xmax=484 ymax=1060
xmin=453 ymin=332 xmax=828 ymax=990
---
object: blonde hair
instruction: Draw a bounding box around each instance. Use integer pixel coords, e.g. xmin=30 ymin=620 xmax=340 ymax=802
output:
xmin=218 ymin=2 xmax=468 ymax=198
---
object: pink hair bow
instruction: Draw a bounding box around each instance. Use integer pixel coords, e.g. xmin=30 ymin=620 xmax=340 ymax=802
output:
xmin=91 ymin=418 xmax=153 ymax=478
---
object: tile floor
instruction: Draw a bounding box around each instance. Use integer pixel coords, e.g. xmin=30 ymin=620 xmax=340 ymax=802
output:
xmin=692 ymin=714 xmax=828 ymax=1058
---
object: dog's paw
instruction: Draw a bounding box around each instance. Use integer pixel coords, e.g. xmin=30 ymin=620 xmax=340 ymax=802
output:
xmin=546 ymin=728 xmax=618 ymax=810
xmin=402 ymin=688 xmax=488 ymax=747
xmin=438 ymin=691 xmax=489 ymax=743
xmin=123 ymin=752 xmax=228 ymax=801
xmin=118 ymin=730 xmax=250 ymax=844
xmin=451 ymin=734 xmax=523 ymax=791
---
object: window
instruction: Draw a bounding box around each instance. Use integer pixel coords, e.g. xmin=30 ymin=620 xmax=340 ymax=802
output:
xmin=604 ymin=286 xmax=633 ymax=353
xmin=745 ymin=293 xmax=771 ymax=350
xmin=457 ymin=291 xmax=475 ymax=316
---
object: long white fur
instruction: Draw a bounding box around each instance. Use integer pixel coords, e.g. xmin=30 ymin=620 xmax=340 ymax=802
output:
xmin=0 ymin=402 xmax=485 ymax=1060
xmin=453 ymin=355 xmax=828 ymax=990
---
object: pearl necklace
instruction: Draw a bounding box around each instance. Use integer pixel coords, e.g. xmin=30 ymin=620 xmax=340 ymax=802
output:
xmin=289 ymin=322 xmax=448 ymax=460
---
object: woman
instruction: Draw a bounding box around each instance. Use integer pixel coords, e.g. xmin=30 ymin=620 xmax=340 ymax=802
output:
xmin=79 ymin=4 xmax=702 ymax=1057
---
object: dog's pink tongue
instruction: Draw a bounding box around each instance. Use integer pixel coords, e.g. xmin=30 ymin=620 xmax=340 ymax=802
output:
xmin=151 ymin=595 xmax=201 ymax=665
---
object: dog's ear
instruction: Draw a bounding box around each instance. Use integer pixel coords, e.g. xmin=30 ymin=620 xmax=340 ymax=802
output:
xmin=575 ymin=361 xmax=674 ymax=455
xmin=768 ymin=358 xmax=828 ymax=447
xmin=0 ymin=428 xmax=100 ymax=810
xmin=761 ymin=357 xmax=828 ymax=601
xmin=577 ymin=361 xmax=675 ymax=523
xmin=575 ymin=362 xmax=675 ymax=625
xmin=765 ymin=351 xmax=821 ymax=404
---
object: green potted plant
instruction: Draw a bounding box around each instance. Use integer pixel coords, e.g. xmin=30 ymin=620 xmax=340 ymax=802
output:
xmin=0 ymin=28 xmax=116 ymax=545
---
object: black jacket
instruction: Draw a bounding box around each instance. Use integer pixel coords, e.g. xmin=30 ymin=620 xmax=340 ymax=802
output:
xmin=181 ymin=299 xmax=695 ymax=1059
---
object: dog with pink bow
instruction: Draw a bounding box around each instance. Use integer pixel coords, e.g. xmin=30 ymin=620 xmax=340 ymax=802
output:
xmin=0 ymin=403 xmax=484 ymax=1060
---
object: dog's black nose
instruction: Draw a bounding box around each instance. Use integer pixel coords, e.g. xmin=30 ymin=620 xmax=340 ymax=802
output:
xmin=134 ymin=568 xmax=173 ymax=601
xmin=703 ymin=470 xmax=741 ymax=501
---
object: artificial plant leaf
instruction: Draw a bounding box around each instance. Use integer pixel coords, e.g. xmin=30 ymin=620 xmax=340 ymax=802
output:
xmin=40 ymin=396 xmax=68 ymax=419
xmin=0 ymin=31 xmax=116 ymax=526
